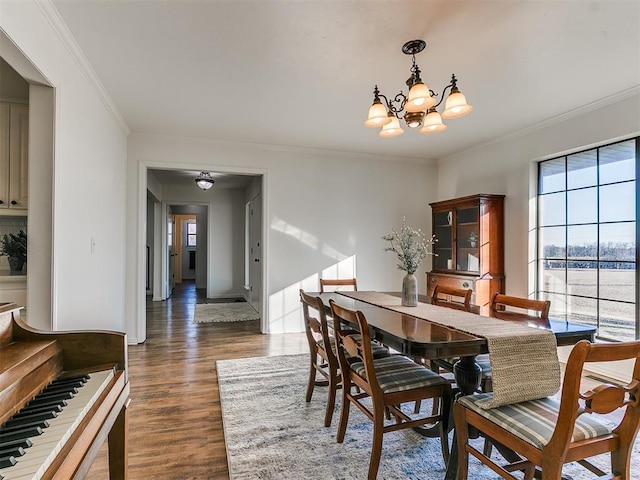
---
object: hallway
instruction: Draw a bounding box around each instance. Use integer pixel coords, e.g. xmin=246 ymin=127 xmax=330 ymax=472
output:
xmin=87 ymin=281 xmax=306 ymax=479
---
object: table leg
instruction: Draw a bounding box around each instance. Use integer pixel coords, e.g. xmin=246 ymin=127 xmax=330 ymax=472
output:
xmin=444 ymin=355 xmax=482 ymax=480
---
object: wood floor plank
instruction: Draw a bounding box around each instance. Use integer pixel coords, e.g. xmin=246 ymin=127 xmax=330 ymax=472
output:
xmin=85 ymin=281 xmax=306 ymax=479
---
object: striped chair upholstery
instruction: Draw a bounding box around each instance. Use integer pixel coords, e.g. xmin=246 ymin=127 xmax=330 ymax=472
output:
xmin=351 ymin=355 xmax=448 ymax=394
xmin=458 ymin=393 xmax=611 ymax=449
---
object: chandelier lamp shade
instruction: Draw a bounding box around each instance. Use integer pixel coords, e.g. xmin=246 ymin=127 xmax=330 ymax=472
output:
xmin=365 ymin=39 xmax=473 ymax=138
xmin=195 ymin=171 xmax=215 ymax=190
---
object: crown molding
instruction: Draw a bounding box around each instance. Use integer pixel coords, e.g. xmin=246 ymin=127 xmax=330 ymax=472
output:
xmin=129 ymin=132 xmax=437 ymax=166
xmin=36 ymin=0 xmax=130 ymax=135
xmin=441 ymin=85 xmax=640 ymax=162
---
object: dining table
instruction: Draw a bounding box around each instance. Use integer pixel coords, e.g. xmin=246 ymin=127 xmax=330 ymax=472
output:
xmin=311 ymin=290 xmax=597 ymax=480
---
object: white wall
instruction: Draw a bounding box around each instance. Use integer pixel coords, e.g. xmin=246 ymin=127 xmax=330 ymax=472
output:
xmin=126 ymin=134 xmax=436 ymax=340
xmin=437 ymin=92 xmax=640 ymax=298
xmin=1 ymin=1 xmax=129 ymax=331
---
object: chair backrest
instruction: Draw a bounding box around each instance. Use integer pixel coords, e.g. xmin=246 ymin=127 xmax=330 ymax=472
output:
xmin=329 ymin=299 xmax=380 ymax=391
xmin=489 ymin=293 xmax=550 ymax=322
xmin=300 ymin=289 xmax=333 ymax=359
xmin=431 ymin=284 xmax=473 ymax=312
xmin=320 ymin=278 xmax=358 ymax=293
xmin=547 ymin=340 xmax=640 ymax=455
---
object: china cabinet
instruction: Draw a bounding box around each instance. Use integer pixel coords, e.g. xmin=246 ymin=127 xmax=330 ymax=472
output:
xmin=427 ymin=194 xmax=505 ymax=314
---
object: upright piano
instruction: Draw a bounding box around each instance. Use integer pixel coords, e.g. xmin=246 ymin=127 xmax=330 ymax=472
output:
xmin=0 ymin=302 xmax=130 ymax=479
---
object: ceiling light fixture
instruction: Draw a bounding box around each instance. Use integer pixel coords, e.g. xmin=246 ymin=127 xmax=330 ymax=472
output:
xmin=365 ymin=39 xmax=473 ymax=138
xmin=195 ymin=171 xmax=215 ymax=190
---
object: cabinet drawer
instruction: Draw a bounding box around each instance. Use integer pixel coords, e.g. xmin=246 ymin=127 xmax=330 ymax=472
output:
xmin=426 ymin=273 xmax=476 ymax=297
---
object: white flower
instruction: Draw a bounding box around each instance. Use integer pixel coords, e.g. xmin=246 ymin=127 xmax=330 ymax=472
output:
xmin=382 ymin=219 xmax=435 ymax=275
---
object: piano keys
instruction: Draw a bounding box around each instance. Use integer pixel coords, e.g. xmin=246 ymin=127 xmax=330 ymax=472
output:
xmin=0 ymin=303 xmax=130 ymax=480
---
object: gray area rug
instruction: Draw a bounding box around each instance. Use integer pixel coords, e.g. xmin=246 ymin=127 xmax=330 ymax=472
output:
xmin=193 ymin=302 xmax=259 ymax=323
xmin=217 ymin=354 xmax=639 ymax=480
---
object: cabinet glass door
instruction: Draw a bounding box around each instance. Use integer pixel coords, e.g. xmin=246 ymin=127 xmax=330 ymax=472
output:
xmin=433 ymin=210 xmax=453 ymax=270
xmin=456 ymin=207 xmax=480 ymax=272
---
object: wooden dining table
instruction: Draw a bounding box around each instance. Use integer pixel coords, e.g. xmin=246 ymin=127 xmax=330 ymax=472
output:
xmin=312 ymin=290 xmax=597 ymax=479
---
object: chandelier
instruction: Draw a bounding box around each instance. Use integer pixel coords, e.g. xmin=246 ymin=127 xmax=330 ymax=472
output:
xmin=364 ymin=39 xmax=473 ymax=137
xmin=195 ymin=172 xmax=215 ymax=190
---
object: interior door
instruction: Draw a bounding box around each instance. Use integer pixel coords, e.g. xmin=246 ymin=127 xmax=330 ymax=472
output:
xmin=167 ymin=207 xmax=176 ymax=298
xmin=248 ymin=193 xmax=262 ymax=313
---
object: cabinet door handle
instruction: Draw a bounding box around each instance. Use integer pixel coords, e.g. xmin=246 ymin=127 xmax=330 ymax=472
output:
xmin=462 ymin=282 xmax=470 ymax=288
xmin=10 ymin=200 xmax=17 ymax=205
xmin=431 ymin=278 xmax=437 ymax=283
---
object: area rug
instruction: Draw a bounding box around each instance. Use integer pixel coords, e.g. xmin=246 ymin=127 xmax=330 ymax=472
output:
xmin=193 ymin=302 xmax=259 ymax=323
xmin=217 ymin=354 xmax=640 ymax=480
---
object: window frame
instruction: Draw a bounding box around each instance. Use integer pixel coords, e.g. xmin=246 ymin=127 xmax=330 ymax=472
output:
xmin=536 ymin=137 xmax=639 ymax=341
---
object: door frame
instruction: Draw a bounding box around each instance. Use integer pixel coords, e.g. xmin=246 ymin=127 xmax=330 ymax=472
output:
xmin=137 ymin=162 xmax=268 ymax=343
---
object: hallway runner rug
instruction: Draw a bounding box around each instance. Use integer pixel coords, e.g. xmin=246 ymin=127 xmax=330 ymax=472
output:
xmin=193 ymin=302 xmax=259 ymax=323
xmin=216 ymin=354 xmax=639 ymax=479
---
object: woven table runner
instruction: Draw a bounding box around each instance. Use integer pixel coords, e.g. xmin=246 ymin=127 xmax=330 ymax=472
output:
xmin=338 ymin=291 xmax=560 ymax=408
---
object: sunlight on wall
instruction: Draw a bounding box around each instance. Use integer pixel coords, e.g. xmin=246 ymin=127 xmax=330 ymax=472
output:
xmin=271 ymin=216 xmax=350 ymax=261
xmin=271 ymin=217 xmax=320 ymax=251
xmin=321 ymin=257 xmax=356 ymax=281
xmin=267 ymin=256 xmax=358 ymax=334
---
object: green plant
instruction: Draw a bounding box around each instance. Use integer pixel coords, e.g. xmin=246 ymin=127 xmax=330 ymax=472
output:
xmin=382 ymin=219 xmax=435 ymax=275
xmin=0 ymin=230 xmax=27 ymax=262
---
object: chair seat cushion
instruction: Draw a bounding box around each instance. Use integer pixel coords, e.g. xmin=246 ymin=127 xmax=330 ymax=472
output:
xmin=318 ymin=335 xmax=389 ymax=359
xmin=458 ymin=393 xmax=612 ymax=449
xmin=351 ymin=355 xmax=448 ymax=394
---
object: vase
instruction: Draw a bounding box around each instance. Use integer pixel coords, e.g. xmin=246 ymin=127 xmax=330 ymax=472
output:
xmin=401 ymin=273 xmax=418 ymax=307
xmin=8 ymin=257 xmax=24 ymax=274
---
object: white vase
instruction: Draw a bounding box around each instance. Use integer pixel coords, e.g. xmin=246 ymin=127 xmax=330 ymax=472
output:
xmin=402 ymin=273 xmax=418 ymax=307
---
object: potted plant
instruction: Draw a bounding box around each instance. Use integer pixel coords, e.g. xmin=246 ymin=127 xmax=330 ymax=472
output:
xmin=468 ymin=231 xmax=478 ymax=248
xmin=382 ymin=219 xmax=435 ymax=307
xmin=1 ymin=230 xmax=27 ymax=274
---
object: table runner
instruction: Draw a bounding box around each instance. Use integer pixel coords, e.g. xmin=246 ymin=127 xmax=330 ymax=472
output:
xmin=338 ymin=291 xmax=561 ymax=409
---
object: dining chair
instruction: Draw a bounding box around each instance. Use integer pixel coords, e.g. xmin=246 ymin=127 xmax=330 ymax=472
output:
xmin=329 ymin=299 xmax=452 ymax=479
xmin=299 ymin=290 xmax=388 ymax=427
xmin=431 ymin=284 xmax=473 ymax=311
xmin=453 ymin=339 xmax=640 ymax=480
xmin=481 ymin=293 xmax=551 ymax=392
xmin=319 ymin=278 xmax=358 ymax=292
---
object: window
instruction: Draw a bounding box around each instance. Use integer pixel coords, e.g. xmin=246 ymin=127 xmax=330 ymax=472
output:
xmin=537 ymin=138 xmax=638 ymax=341
xmin=187 ymin=222 xmax=197 ymax=246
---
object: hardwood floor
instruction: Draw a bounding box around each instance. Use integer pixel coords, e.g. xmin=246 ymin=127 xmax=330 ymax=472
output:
xmin=86 ymin=281 xmax=307 ymax=479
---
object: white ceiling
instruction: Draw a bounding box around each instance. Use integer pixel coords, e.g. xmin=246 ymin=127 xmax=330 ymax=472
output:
xmin=150 ymin=168 xmax=255 ymax=190
xmin=51 ymin=0 xmax=639 ymax=163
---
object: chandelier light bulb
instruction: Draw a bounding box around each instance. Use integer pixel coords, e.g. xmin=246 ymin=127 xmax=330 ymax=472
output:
xmin=406 ymin=82 xmax=435 ymax=112
xmin=364 ymin=101 xmax=392 ymax=128
xmin=378 ymin=117 xmax=404 ymax=137
xmin=441 ymin=89 xmax=473 ymax=119
xmin=420 ymin=109 xmax=447 ymax=134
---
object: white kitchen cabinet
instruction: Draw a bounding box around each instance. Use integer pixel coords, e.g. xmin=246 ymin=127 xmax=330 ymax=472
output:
xmin=0 ymin=102 xmax=29 ymax=211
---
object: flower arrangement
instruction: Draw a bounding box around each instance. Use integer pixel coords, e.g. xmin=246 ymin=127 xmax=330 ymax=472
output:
xmin=0 ymin=230 xmax=27 ymax=263
xmin=382 ymin=219 xmax=435 ymax=275
xmin=468 ymin=231 xmax=478 ymax=244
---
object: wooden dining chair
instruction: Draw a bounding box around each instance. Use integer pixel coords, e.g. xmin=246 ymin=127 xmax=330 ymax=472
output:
xmin=431 ymin=284 xmax=473 ymax=311
xmin=454 ymin=339 xmax=640 ymax=480
xmin=480 ymin=293 xmax=551 ymax=392
xmin=329 ymin=299 xmax=452 ymax=479
xmin=319 ymin=278 xmax=358 ymax=293
xmin=299 ymin=290 xmax=388 ymax=427
xmin=428 ymin=284 xmax=474 ymax=377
